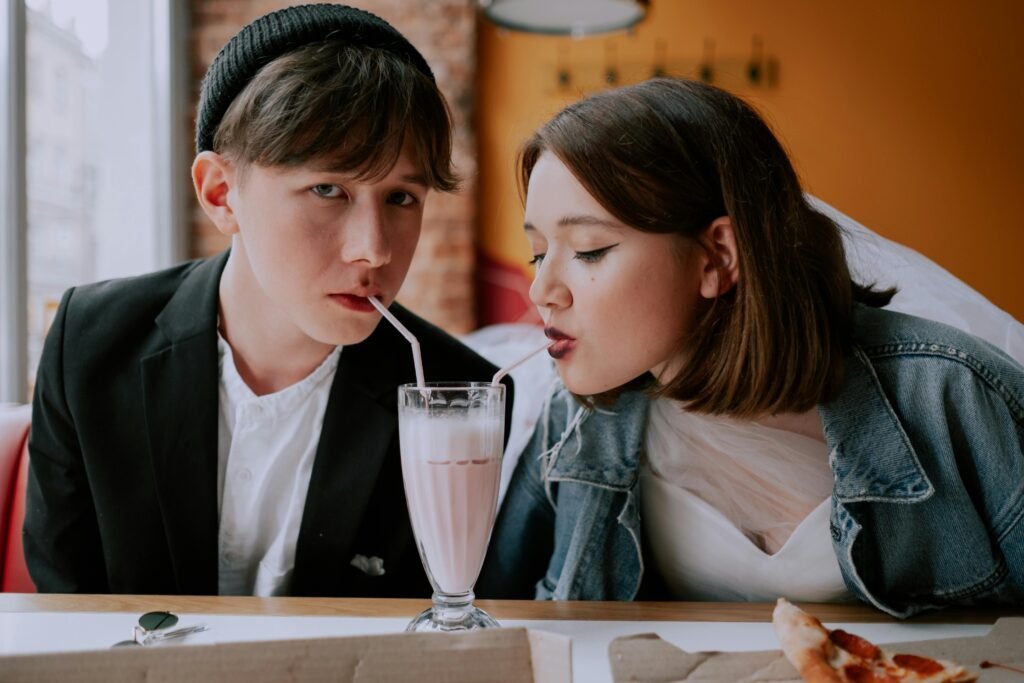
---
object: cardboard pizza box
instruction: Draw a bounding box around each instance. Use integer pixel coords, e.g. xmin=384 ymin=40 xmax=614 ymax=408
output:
xmin=609 ymin=617 xmax=1023 ymax=682
xmin=0 ymin=627 xmax=571 ymax=683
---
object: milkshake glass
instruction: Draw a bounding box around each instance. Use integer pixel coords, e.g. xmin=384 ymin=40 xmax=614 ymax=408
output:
xmin=398 ymin=382 xmax=505 ymax=632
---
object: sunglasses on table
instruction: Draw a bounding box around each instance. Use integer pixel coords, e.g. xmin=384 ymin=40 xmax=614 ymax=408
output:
xmin=112 ymin=611 xmax=208 ymax=647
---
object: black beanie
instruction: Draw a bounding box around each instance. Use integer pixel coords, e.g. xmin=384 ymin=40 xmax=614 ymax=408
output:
xmin=195 ymin=3 xmax=435 ymax=154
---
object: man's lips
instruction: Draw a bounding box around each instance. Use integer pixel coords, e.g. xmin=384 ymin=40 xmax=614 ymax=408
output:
xmin=544 ymin=327 xmax=577 ymax=359
xmin=330 ymin=293 xmax=379 ymax=313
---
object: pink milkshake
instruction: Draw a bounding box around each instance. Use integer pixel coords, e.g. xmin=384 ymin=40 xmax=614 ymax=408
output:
xmin=399 ymin=413 xmax=503 ymax=595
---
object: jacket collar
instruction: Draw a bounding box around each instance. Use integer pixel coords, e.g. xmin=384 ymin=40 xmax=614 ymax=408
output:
xmin=543 ymin=343 xmax=934 ymax=504
xmin=153 ymin=250 xmax=226 ymax=343
xmin=819 ymin=345 xmax=934 ymax=503
xmin=289 ymin=314 xmax=411 ymax=595
xmin=140 ymin=251 xmax=226 ymax=594
xmin=545 ymin=389 xmax=650 ymax=491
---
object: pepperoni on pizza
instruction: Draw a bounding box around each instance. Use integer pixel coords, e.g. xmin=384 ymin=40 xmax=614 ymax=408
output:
xmin=772 ymin=598 xmax=977 ymax=683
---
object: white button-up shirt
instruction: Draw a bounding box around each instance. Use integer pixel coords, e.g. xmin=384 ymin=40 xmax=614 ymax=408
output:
xmin=216 ymin=335 xmax=341 ymax=596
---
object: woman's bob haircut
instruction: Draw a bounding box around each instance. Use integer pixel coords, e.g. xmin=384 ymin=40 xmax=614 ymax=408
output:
xmin=519 ymin=78 xmax=894 ymax=416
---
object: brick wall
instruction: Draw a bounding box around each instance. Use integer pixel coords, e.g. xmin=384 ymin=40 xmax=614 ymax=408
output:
xmin=189 ymin=0 xmax=478 ymax=333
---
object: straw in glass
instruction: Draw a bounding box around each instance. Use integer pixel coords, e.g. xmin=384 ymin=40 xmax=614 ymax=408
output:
xmin=368 ymin=296 xmax=425 ymax=388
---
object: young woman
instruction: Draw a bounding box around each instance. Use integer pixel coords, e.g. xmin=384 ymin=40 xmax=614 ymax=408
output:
xmin=478 ymin=78 xmax=1024 ymax=617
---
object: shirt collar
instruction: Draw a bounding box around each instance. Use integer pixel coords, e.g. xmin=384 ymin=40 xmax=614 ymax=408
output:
xmin=544 ymin=388 xmax=650 ymax=490
xmin=217 ymin=332 xmax=342 ymax=419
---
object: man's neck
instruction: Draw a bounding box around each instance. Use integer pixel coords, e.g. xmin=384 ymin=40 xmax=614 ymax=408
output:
xmin=218 ymin=249 xmax=335 ymax=396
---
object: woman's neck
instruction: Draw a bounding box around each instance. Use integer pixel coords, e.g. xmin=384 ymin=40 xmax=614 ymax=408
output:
xmin=754 ymin=409 xmax=826 ymax=444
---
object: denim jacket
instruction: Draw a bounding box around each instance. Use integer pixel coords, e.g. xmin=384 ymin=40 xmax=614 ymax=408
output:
xmin=478 ymin=305 xmax=1024 ymax=617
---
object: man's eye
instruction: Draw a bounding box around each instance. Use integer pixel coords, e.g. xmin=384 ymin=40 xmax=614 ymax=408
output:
xmin=574 ymin=245 xmax=617 ymax=263
xmin=528 ymin=253 xmax=545 ymax=265
xmin=311 ymin=184 xmax=343 ymax=199
xmin=387 ymin=191 xmax=417 ymax=207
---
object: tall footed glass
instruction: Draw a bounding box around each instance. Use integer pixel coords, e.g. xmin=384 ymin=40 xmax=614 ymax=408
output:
xmin=398 ymin=382 xmax=505 ymax=632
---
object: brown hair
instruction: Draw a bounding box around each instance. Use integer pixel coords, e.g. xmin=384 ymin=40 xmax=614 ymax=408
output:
xmin=519 ymin=78 xmax=894 ymax=416
xmin=213 ymin=41 xmax=456 ymax=191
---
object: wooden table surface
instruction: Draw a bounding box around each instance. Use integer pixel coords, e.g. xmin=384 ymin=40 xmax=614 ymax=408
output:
xmin=0 ymin=594 xmax=1016 ymax=624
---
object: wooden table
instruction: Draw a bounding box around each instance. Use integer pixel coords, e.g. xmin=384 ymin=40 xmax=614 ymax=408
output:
xmin=0 ymin=593 xmax=1014 ymax=623
xmin=2 ymin=594 xmax=1016 ymax=682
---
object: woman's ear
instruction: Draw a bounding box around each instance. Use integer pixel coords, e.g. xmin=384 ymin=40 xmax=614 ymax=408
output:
xmin=698 ymin=216 xmax=739 ymax=299
xmin=192 ymin=151 xmax=240 ymax=236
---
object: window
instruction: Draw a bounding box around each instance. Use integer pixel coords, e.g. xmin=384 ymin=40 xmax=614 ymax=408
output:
xmin=1 ymin=0 xmax=188 ymax=402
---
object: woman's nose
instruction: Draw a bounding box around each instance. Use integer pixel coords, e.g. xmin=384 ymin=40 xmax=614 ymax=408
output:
xmin=529 ymin=261 xmax=572 ymax=310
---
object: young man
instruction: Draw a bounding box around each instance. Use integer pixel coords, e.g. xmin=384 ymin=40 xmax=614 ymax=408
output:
xmin=25 ymin=4 xmax=510 ymax=597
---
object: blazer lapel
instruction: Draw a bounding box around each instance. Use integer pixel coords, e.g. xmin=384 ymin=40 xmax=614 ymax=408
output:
xmin=291 ymin=321 xmax=410 ymax=596
xmin=140 ymin=253 xmax=226 ymax=595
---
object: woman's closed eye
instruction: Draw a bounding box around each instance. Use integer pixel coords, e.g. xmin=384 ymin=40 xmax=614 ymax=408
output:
xmin=574 ymin=245 xmax=618 ymax=263
xmin=530 ymin=245 xmax=618 ymax=266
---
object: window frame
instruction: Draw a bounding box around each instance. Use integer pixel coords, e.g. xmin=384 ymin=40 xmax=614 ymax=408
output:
xmin=1 ymin=0 xmax=28 ymax=403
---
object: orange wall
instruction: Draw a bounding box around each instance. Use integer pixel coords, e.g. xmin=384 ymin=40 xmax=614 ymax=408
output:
xmin=477 ymin=0 xmax=1024 ymax=322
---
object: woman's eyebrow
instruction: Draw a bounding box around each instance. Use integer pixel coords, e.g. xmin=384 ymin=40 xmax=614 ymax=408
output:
xmin=523 ymin=215 xmax=625 ymax=232
xmin=556 ymin=214 xmax=623 ymax=229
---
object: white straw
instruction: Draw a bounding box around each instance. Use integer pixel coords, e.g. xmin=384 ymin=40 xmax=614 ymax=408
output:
xmin=491 ymin=340 xmax=555 ymax=386
xmin=368 ymin=296 xmax=425 ymax=388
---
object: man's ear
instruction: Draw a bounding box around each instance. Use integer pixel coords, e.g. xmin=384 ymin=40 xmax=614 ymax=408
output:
xmin=192 ymin=151 xmax=239 ymax=236
xmin=698 ymin=216 xmax=740 ymax=299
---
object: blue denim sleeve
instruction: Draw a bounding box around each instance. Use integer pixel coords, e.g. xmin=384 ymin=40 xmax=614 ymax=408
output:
xmin=973 ymin=358 xmax=1024 ymax=600
xmin=476 ymin=394 xmax=558 ymax=599
xmin=917 ymin=347 xmax=1024 ymax=605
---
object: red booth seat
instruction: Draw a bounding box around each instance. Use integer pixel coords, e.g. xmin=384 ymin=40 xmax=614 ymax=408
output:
xmin=0 ymin=404 xmax=35 ymax=592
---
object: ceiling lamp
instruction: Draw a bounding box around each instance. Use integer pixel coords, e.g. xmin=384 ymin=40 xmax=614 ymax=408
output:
xmin=479 ymin=0 xmax=649 ymax=37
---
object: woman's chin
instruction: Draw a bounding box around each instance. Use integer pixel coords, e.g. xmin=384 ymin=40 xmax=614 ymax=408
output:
xmin=557 ymin=368 xmax=612 ymax=397
xmin=555 ymin=367 xmax=585 ymax=394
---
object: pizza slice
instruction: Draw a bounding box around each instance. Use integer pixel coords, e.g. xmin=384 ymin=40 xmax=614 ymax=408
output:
xmin=772 ymin=597 xmax=977 ymax=683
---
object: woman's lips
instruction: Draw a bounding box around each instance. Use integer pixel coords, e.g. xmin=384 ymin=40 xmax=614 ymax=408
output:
xmin=547 ymin=338 xmax=576 ymax=359
xmin=330 ymin=294 xmax=377 ymax=313
xmin=544 ymin=327 xmax=577 ymax=360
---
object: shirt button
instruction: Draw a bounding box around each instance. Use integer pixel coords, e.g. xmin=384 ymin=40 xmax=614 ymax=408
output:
xmin=223 ymin=551 xmax=238 ymax=564
xmin=239 ymin=468 xmax=253 ymax=483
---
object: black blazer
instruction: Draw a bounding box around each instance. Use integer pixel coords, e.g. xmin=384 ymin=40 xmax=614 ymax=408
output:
xmin=25 ymin=251 xmax=512 ymax=596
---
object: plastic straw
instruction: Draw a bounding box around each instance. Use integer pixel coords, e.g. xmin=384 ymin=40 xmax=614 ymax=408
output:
xmin=368 ymin=296 xmax=425 ymax=388
xmin=491 ymin=340 xmax=555 ymax=386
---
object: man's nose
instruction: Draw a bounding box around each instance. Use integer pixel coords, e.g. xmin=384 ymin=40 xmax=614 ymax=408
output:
xmin=340 ymin=204 xmax=391 ymax=267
